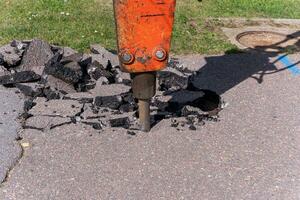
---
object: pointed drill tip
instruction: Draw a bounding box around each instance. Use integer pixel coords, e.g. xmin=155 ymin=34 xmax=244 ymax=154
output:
xmin=138 ymin=99 xmax=151 ymax=132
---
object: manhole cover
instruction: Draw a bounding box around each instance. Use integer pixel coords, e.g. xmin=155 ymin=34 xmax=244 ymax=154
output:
xmin=236 ymin=31 xmax=300 ymax=52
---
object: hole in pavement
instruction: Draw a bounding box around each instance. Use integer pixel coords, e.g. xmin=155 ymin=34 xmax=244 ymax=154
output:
xmin=236 ymin=31 xmax=300 ymax=52
xmin=166 ymin=89 xmax=221 ymax=113
xmin=189 ymin=89 xmax=221 ymax=112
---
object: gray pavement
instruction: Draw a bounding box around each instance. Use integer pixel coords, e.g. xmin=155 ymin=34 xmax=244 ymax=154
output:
xmin=0 ymin=87 xmax=23 ymax=183
xmin=1 ymin=52 xmax=300 ymax=199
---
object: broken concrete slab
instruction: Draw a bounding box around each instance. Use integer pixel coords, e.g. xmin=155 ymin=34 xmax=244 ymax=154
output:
xmin=21 ymin=39 xmax=53 ymax=76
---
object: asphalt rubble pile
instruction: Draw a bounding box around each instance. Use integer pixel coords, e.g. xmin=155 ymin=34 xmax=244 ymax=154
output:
xmin=0 ymin=39 xmax=226 ymax=134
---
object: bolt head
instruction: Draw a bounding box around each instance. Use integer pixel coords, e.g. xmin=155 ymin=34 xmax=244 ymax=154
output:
xmin=154 ymin=48 xmax=167 ymax=61
xmin=155 ymin=50 xmax=165 ymax=59
xmin=121 ymin=53 xmax=133 ymax=64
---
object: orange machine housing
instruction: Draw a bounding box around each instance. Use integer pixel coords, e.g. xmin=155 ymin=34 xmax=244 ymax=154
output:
xmin=113 ymin=0 xmax=176 ymax=73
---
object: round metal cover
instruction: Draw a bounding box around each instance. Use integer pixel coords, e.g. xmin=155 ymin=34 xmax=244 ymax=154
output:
xmin=236 ymin=31 xmax=300 ymax=52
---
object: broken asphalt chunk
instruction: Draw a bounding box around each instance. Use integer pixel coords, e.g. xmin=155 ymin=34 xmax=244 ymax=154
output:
xmin=60 ymin=53 xmax=83 ymax=65
xmin=109 ymin=117 xmax=131 ymax=129
xmin=90 ymin=44 xmax=119 ymax=67
xmin=45 ymin=60 xmax=82 ymax=84
xmin=45 ymin=75 xmax=77 ymax=94
xmin=94 ymin=95 xmax=122 ymax=109
xmin=62 ymin=47 xmax=78 ymax=58
xmin=87 ymin=61 xmax=114 ymax=82
xmin=21 ymin=39 xmax=53 ymax=76
xmin=158 ymin=69 xmax=189 ymax=91
xmin=0 ymin=44 xmax=22 ymax=67
xmin=15 ymin=82 xmax=44 ymax=97
xmin=181 ymin=105 xmax=208 ymax=117
xmin=0 ymin=71 xmax=40 ymax=85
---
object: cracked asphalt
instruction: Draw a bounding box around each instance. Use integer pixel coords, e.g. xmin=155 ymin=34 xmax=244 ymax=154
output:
xmin=0 ymin=87 xmax=23 ymax=183
xmin=1 ymin=52 xmax=300 ymax=199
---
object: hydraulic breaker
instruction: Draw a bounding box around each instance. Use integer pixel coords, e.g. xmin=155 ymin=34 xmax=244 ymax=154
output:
xmin=113 ymin=0 xmax=176 ymax=132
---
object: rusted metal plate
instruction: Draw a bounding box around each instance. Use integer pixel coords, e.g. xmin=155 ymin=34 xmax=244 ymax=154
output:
xmin=113 ymin=0 xmax=176 ymax=73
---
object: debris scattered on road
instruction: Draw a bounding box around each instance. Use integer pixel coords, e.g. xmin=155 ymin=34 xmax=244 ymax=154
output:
xmin=0 ymin=39 xmax=225 ymax=132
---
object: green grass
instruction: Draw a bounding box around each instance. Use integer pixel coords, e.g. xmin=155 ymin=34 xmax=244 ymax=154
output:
xmin=1 ymin=0 xmax=300 ymax=54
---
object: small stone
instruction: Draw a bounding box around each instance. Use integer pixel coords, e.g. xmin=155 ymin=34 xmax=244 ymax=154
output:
xmin=189 ymin=125 xmax=197 ymax=131
xmin=127 ymin=131 xmax=136 ymax=136
xmin=171 ymin=119 xmax=179 ymax=127
xmin=11 ymin=40 xmax=27 ymax=51
xmin=21 ymin=142 xmax=30 ymax=148
xmin=92 ymin=123 xmax=102 ymax=130
xmin=181 ymin=105 xmax=206 ymax=117
xmin=75 ymin=116 xmax=81 ymax=123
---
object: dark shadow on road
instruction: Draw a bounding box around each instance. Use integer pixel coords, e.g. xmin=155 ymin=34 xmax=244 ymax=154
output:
xmin=153 ymin=30 xmax=300 ymax=121
xmin=181 ymin=30 xmax=300 ymax=96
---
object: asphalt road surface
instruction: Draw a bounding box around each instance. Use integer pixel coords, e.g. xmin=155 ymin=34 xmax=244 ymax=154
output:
xmin=0 ymin=52 xmax=300 ymax=200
